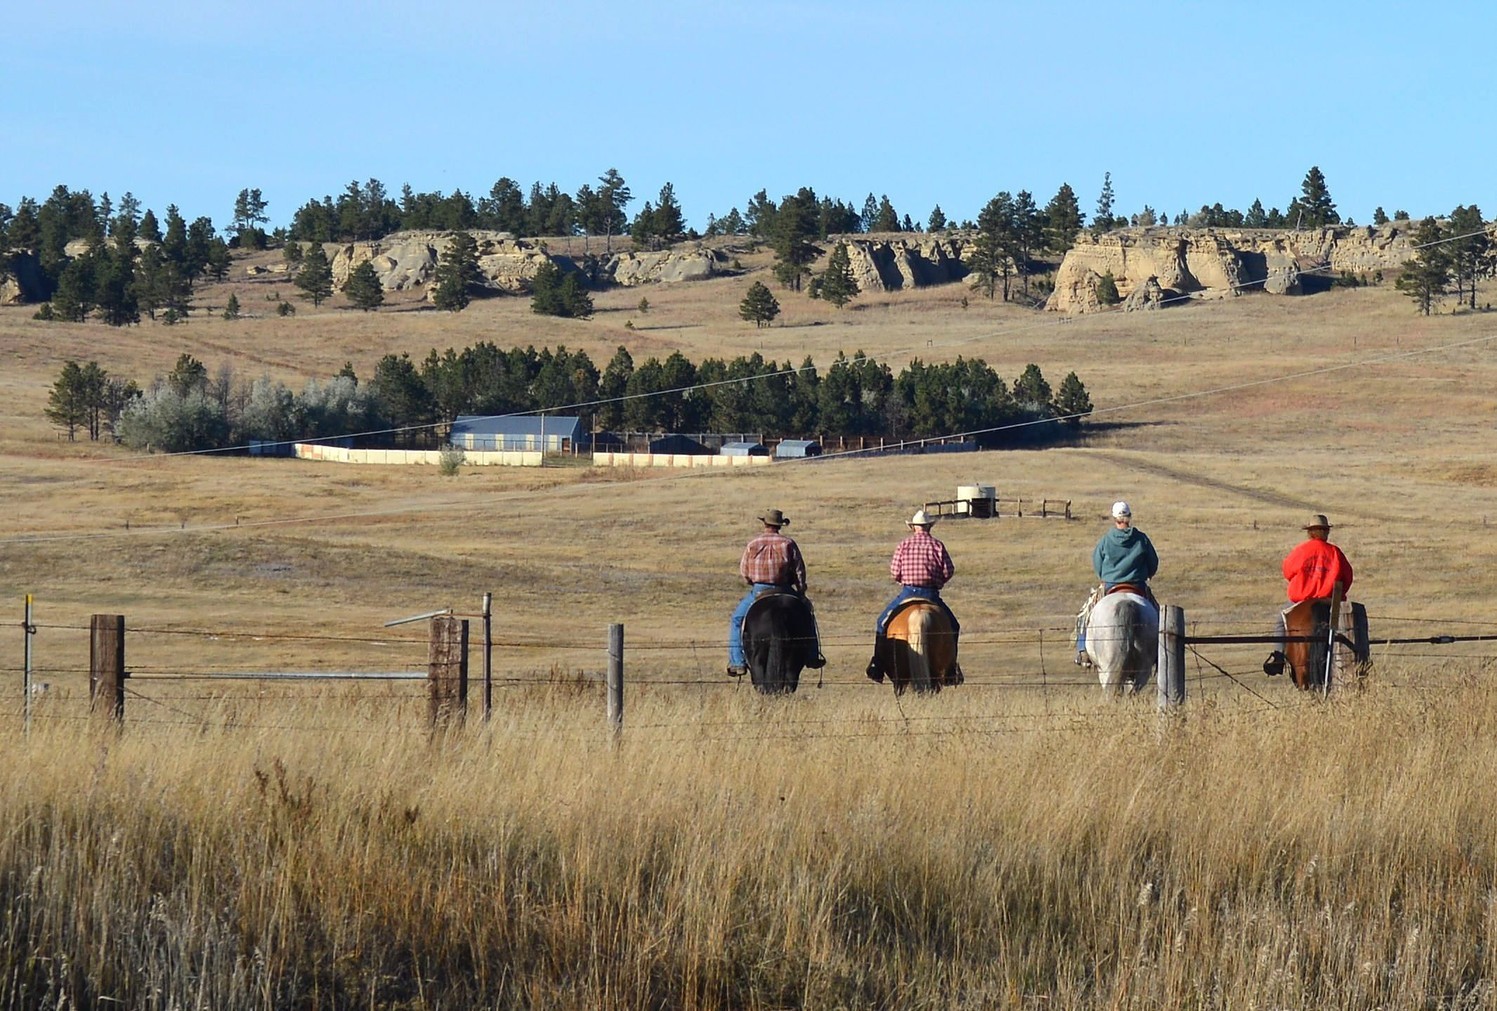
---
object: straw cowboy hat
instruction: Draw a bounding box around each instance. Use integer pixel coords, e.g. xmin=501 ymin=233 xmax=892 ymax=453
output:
xmin=758 ymin=508 xmax=789 ymax=527
xmin=1303 ymin=514 xmax=1332 ymax=530
xmin=907 ymin=509 xmax=936 ymax=527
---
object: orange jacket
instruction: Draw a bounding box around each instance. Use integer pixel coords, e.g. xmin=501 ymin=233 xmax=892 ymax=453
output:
xmin=1282 ymin=539 xmax=1353 ymax=603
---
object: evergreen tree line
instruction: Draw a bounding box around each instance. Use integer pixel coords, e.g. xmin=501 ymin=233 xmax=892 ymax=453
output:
xmin=5 ymin=186 xmax=232 ymax=322
xmin=50 ymin=348 xmax=1094 ymax=453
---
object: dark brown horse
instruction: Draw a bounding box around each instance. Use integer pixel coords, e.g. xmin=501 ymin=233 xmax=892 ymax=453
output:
xmin=742 ymin=592 xmax=820 ymax=695
xmin=876 ymin=601 xmax=960 ymax=696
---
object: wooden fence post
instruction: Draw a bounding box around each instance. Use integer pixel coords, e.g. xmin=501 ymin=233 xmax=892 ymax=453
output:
xmin=90 ymin=614 xmax=126 ymax=722
xmin=607 ymin=623 xmax=624 ymax=736
xmin=1158 ymin=605 xmax=1186 ymax=711
xmin=428 ymin=616 xmax=469 ymax=730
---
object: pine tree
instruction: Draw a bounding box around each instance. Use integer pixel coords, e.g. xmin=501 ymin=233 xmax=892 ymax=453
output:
xmin=928 ymin=205 xmax=947 ymax=232
xmin=1042 ymin=183 xmax=1085 ymax=252
xmin=1446 ymin=204 xmax=1488 ymax=310
xmin=1093 ymin=173 xmax=1115 ymax=234
xmin=815 ymin=243 xmax=861 ymax=309
xmin=873 ymin=195 xmax=899 ymax=233
xmin=45 ymin=361 xmax=89 ymax=439
xmin=1372 ymin=207 xmax=1389 ymax=226
xmin=651 ymin=182 xmax=685 ymax=246
xmin=294 ymin=243 xmax=335 ymax=306
xmin=770 ymin=188 xmax=820 ymax=292
xmin=432 ymin=231 xmax=480 ymax=312
xmin=1289 ymin=166 xmax=1340 ymax=228
xmin=343 ymin=260 xmax=386 ymax=311
xmin=1395 ymin=217 xmax=1451 ymax=316
xmin=1096 ymin=270 xmax=1120 ymax=305
xmin=738 ymin=281 xmax=781 ymax=327
xmin=1053 ymin=372 xmax=1093 ymax=427
xmin=596 ymin=168 xmax=631 ymax=253
xmin=222 ymin=293 xmax=241 ymax=320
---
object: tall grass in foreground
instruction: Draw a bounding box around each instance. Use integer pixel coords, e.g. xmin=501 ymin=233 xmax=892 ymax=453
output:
xmin=3 ymin=676 xmax=1497 ymax=1010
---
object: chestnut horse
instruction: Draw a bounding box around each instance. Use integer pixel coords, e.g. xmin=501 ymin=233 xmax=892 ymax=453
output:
xmin=742 ymin=592 xmax=819 ymax=695
xmin=876 ymin=601 xmax=960 ymax=696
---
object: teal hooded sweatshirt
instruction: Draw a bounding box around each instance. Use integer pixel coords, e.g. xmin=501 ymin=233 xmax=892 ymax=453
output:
xmin=1092 ymin=526 xmax=1159 ymax=585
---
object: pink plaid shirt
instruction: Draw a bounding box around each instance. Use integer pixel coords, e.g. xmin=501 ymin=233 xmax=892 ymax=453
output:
xmin=740 ymin=529 xmax=807 ymax=591
xmin=890 ymin=528 xmax=954 ymax=589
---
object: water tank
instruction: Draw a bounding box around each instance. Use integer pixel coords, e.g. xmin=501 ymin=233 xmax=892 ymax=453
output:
xmin=957 ymin=484 xmax=996 ymax=518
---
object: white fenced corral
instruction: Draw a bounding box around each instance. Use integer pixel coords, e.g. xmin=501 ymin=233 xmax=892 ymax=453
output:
xmin=293 ymin=443 xmax=542 ymax=467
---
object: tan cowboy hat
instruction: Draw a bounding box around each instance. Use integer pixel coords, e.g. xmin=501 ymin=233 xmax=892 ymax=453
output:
xmin=1303 ymin=514 xmax=1332 ymax=530
xmin=758 ymin=508 xmax=789 ymax=527
xmin=907 ymin=508 xmax=936 ymax=527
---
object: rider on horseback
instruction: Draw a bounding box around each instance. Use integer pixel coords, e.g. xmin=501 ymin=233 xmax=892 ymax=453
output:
xmin=728 ymin=508 xmax=825 ymax=677
xmin=1263 ymin=513 xmax=1354 ymax=676
xmin=1075 ymin=501 xmax=1159 ymax=665
xmin=866 ymin=509 xmax=962 ymax=681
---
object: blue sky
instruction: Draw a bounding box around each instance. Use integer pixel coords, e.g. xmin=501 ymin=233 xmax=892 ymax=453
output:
xmin=6 ymin=0 xmax=1494 ymax=234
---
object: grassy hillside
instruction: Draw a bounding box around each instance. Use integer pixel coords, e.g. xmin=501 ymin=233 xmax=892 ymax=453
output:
xmin=2 ymin=248 xmax=1496 ymax=1007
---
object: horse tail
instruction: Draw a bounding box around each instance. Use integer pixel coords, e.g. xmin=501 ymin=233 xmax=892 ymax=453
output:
xmin=907 ymin=607 xmax=933 ymax=693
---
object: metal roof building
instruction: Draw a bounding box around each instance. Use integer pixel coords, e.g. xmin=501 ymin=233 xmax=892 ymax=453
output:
xmin=449 ymin=415 xmax=585 ymax=453
xmin=774 ymin=439 xmax=822 ymax=459
xmin=720 ymin=441 xmax=769 ymax=457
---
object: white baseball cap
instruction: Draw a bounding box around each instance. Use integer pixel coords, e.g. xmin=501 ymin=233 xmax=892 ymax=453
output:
xmin=1111 ymin=501 xmax=1132 ymax=519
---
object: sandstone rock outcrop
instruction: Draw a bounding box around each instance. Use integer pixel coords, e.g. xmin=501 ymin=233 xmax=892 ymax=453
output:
xmin=833 ymin=235 xmax=971 ymax=292
xmin=324 ymin=231 xmax=568 ymax=296
xmin=1121 ymin=276 xmax=1169 ymax=311
xmin=607 ymin=247 xmax=727 ymax=286
xmin=0 ymin=251 xmax=47 ymax=305
xmin=1045 ymin=225 xmax=1420 ymax=313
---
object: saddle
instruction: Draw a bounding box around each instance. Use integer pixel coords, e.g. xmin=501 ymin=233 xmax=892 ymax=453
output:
xmin=1106 ymin=582 xmax=1158 ymax=609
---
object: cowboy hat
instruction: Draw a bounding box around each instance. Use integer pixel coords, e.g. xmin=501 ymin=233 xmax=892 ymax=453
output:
xmin=1303 ymin=514 xmax=1332 ymax=530
xmin=758 ymin=508 xmax=789 ymax=527
xmin=907 ymin=508 xmax=936 ymax=527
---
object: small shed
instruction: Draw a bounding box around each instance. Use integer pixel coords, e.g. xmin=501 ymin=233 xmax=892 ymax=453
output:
xmin=648 ymin=434 xmax=712 ymax=455
xmin=720 ymin=441 xmax=769 ymax=457
xmin=775 ymin=439 xmax=822 ymax=459
xmin=450 ymin=415 xmax=584 ymax=453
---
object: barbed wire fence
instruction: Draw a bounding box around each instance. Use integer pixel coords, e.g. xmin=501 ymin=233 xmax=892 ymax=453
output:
xmin=8 ymin=593 xmax=1497 ymax=745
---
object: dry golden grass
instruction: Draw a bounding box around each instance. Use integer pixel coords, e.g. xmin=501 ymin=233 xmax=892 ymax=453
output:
xmin=3 ymin=253 xmax=1497 ymax=1007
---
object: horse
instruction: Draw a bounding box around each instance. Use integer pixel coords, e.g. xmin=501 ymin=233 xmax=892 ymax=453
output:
xmin=741 ymin=592 xmax=820 ymax=695
xmin=877 ymin=601 xmax=960 ymax=696
xmin=1277 ymin=597 xmax=1371 ymax=692
xmin=1085 ymin=587 xmax=1159 ymax=695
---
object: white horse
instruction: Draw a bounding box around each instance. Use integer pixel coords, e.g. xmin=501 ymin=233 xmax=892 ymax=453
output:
xmin=1085 ymin=590 xmax=1159 ymax=695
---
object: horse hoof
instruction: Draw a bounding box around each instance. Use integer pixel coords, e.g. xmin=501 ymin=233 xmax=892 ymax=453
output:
xmin=1263 ymin=652 xmax=1286 ymax=677
xmin=865 ymin=660 xmax=885 ymax=683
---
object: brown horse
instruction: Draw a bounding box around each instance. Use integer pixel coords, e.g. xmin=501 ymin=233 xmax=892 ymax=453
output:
xmin=1279 ymin=597 xmax=1371 ymax=692
xmin=877 ymin=601 xmax=960 ymax=696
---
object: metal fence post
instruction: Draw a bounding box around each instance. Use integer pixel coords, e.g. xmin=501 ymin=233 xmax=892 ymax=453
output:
xmin=482 ymin=592 xmax=493 ymax=723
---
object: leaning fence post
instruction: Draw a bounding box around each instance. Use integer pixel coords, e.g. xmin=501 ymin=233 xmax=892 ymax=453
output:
xmin=1158 ymin=605 xmax=1186 ymax=711
xmin=90 ymin=614 xmax=126 ymax=723
xmin=428 ymin=615 xmax=469 ymax=730
xmin=607 ymin=623 xmax=624 ymax=736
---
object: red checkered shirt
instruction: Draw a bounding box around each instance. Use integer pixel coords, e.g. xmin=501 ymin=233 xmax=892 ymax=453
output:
xmin=740 ymin=530 xmax=807 ymax=591
xmin=890 ymin=528 xmax=954 ymax=589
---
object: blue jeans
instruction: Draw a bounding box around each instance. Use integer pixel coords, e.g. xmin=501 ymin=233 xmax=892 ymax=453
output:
xmin=876 ymin=586 xmax=960 ymax=637
xmin=729 ymin=583 xmax=783 ymax=666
